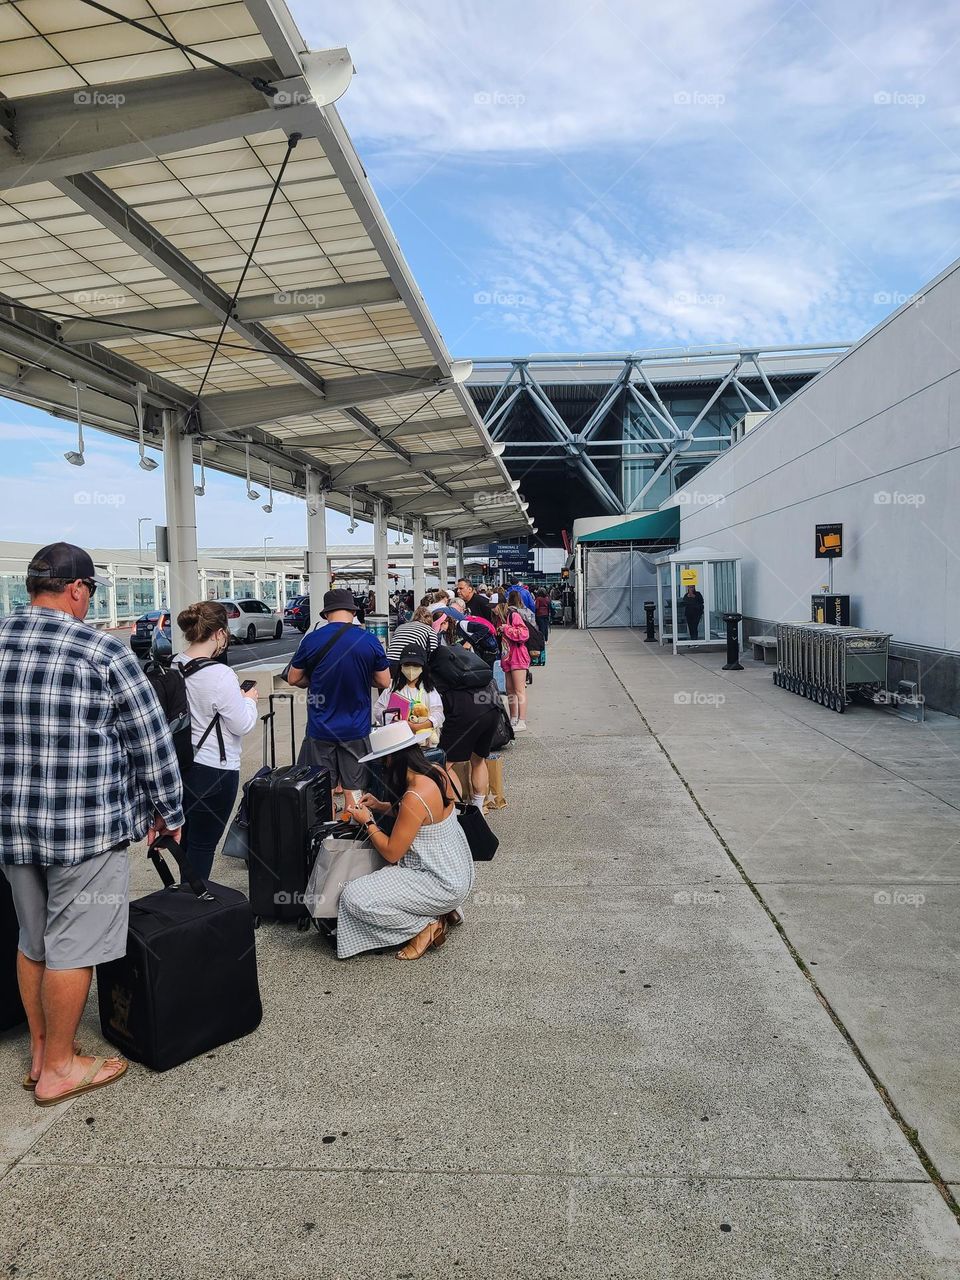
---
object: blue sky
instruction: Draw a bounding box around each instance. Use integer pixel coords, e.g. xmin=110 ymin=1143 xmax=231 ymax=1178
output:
xmin=2 ymin=0 xmax=959 ymax=549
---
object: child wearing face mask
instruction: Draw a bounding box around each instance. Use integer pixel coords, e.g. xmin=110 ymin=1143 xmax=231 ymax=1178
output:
xmin=373 ymin=644 xmax=444 ymax=748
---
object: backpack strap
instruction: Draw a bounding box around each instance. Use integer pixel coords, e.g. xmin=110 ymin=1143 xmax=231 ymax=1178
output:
xmin=180 ymin=656 xmax=227 ymax=764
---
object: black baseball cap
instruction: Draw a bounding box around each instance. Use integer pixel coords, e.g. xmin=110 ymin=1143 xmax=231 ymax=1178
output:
xmin=27 ymin=542 xmax=110 ymax=588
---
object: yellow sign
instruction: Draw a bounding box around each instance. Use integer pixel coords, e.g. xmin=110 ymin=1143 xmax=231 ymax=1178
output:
xmin=680 ymin=567 xmax=699 ymax=587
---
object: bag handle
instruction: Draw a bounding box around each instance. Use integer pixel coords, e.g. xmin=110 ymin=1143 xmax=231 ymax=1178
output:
xmin=148 ymin=835 xmax=213 ymax=901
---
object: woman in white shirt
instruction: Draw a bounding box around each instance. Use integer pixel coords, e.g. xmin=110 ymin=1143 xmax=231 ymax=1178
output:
xmin=172 ymin=601 xmax=259 ymax=879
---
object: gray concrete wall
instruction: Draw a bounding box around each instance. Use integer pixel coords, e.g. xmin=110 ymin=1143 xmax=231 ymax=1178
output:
xmin=671 ymin=257 xmax=960 ymax=710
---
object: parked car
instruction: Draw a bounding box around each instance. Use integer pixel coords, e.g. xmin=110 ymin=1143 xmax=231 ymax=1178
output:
xmin=129 ymin=609 xmax=164 ymax=658
xmin=224 ymin=598 xmax=284 ymax=643
xmin=284 ymin=594 xmax=310 ymax=632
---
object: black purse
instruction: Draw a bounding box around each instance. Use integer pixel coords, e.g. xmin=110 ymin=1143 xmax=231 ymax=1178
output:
xmin=456 ymin=800 xmax=499 ymax=862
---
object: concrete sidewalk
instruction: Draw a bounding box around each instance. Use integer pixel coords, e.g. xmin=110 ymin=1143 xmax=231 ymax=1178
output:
xmin=2 ymin=628 xmax=959 ymax=1277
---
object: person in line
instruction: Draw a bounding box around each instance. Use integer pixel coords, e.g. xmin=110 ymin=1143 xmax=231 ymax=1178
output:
xmin=0 ymin=543 xmax=184 ymax=1105
xmin=496 ymin=599 xmax=530 ymax=730
xmin=681 ymin=584 xmax=704 ymax=640
xmin=387 ymin=604 xmax=439 ymax=668
xmin=285 ymin=588 xmax=391 ymax=810
xmin=507 ymin=581 xmax=536 ymax=612
xmin=338 ymin=725 xmax=474 ymax=960
xmin=374 ymin=644 xmax=444 ymax=748
xmin=507 ymin=589 xmax=536 ymax=630
xmin=535 ymin=589 xmax=551 ymax=643
xmin=172 ymin=601 xmax=259 ymax=879
xmin=456 ymin=578 xmax=494 ymax=623
xmin=431 ymin=603 xmax=461 ymax=646
xmin=457 ymin=611 xmax=500 ymax=668
xmin=432 ymin=644 xmax=503 ymax=805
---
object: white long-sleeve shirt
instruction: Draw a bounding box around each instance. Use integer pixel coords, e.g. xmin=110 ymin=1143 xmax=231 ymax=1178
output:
xmin=172 ymin=654 xmax=259 ymax=770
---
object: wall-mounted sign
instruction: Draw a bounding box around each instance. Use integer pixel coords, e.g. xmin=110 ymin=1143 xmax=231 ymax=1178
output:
xmin=815 ymin=523 xmax=843 ymax=558
xmin=680 ymin=567 xmax=699 ymax=587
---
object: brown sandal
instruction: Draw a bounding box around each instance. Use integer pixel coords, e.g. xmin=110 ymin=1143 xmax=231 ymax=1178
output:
xmin=34 ymin=1056 xmax=128 ymax=1107
xmin=396 ymin=918 xmax=447 ymax=960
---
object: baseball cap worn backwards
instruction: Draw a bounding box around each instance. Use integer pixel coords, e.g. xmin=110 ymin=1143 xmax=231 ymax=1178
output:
xmin=27 ymin=542 xmax=110 ymax=588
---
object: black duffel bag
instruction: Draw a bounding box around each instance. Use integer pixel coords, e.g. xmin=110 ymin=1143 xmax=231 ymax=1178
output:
xmin=97 ymin=838 xmax=262 ymax=1071
xmin=429 ymin=644 xmax=494 ymax=693
xmin=0 ymin=871 xmax=25 ymax=1032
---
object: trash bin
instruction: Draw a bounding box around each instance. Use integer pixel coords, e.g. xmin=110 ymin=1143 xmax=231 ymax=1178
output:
xmin=364 ymin=613 xmax=389 ymax=649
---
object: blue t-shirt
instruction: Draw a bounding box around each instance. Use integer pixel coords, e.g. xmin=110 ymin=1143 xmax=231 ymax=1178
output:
xmin=292 ymin=625 xmax=389 ymax=743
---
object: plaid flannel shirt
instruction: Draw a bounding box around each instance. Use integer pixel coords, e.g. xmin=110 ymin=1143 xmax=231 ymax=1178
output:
xmin=0 ymin=606 xmax=184 ymax=867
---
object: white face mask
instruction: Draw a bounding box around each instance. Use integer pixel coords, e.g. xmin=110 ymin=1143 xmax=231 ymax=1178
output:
xmin=401 ymin=666 xmax=422 ymax=683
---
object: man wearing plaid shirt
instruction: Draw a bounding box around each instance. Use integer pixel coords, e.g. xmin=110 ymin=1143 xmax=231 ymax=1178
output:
xmin=0 ymin=543 xmax=184 ymax=1106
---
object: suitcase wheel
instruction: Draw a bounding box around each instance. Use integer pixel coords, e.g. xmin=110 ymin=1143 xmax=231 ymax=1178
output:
xmin=253 ymin=914 xmax=261 ymax=929
xmin=297 ymin=915 xmax=311 ymax=933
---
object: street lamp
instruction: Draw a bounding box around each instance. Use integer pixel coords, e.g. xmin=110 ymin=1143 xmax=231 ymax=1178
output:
xmin=137 ymin=517 xmax=151 ymax=557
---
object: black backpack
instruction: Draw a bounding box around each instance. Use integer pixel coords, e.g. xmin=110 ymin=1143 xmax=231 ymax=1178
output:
xmin=144 ymin=657 xmax=226 ymax=772
xmin=429 ymin=644 xmax=494 ymax=693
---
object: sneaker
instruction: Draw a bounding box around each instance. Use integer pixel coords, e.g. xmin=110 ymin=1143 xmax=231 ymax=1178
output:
xmin=514 ymin=719 xmax=527 ymax=732
xmin=510 ymin=717 xmax=518 ymax=728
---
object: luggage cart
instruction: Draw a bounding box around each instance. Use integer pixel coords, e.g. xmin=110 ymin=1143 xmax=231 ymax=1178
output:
xmin=773 ymin=623 xmax=890 ymax=714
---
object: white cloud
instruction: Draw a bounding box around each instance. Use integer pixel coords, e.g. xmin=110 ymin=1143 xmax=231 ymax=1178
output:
xmin=477 ymin=208 xmax=857 ymax=349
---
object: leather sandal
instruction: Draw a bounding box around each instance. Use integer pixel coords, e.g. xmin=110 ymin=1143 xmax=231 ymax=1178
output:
xmin=34 ymin=1056 xmax=128 ymax=1107
xmin=396 ymin=918 xmax=447 ymax=960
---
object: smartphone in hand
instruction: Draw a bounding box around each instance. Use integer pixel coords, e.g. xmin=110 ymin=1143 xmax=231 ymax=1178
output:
xmin=240 ymin=679 xmax=258 ymax=692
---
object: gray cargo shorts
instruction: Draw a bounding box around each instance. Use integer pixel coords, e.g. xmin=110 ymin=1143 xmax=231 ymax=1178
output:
xmin=2 ymin=847 xmax=130 ymax=970
xmin=298 ymin=736 xmax=370 ymax=792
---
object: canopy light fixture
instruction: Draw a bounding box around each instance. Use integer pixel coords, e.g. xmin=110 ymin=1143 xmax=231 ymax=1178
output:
xmin=244 ymin=444 xmax=260 ymax=501
xmin=136 ymin=384 xmax=158 ymax=472
xmin=64 ymin=382 xmax=85 ymax=466
xmin=194 ymin=440 xmax=206 ymax=496
xmin=262 ymin=464 xmax=274 ymax=513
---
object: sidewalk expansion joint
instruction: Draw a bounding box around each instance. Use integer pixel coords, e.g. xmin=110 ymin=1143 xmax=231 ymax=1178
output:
xmin=591 ymin=632 xmax=960 ymax=1227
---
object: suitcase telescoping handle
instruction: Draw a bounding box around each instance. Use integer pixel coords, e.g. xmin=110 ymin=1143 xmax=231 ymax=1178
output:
xmin=261 ymin=692 xmax=297 ymax=768
xmin=148 ymin=836 xmax=214 ymax=901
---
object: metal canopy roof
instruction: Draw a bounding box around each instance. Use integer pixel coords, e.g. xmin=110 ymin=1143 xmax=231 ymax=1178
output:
xmin=0 ymin=0 xmax=531 ymax=540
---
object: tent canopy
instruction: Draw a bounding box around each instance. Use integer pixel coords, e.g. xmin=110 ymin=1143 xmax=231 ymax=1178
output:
xmin=577 ymin=509 xmax=679 ymax=544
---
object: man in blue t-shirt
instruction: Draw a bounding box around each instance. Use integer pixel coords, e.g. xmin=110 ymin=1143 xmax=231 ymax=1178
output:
xmin=285 ymin=588 xmax=391 ymax=806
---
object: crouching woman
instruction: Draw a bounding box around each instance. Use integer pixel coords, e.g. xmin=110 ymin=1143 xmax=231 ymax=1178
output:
xmin=339 ymin=724 xmax=473 ymax=961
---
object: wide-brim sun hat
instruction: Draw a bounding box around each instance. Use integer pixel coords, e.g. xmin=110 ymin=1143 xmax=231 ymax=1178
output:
xmin=358 ymin=720 xmax=431 ymax=763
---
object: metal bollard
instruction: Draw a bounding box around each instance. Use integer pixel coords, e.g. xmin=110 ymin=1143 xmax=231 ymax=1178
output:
xmin=643 ymin=600 xmax=656 ymax=642
xmin=722 ymin=612 xmax=743 ymax=671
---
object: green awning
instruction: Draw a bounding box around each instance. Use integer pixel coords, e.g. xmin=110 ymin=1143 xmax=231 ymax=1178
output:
xmin=577 ymin=508 xmax=680 ymax=544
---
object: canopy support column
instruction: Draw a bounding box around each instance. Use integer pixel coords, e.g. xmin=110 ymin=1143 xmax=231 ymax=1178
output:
xmin=373 ymin=500 xmax=389 ymax=615
xmin=412 ymin=519 xmax=426 ymax=603
xmin=162 ymin=408 xmax=199 ymax=655
xmin=305 ymin=470 xmax=329 ymax=595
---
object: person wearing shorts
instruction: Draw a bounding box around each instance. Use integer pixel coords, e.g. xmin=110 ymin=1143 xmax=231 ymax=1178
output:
xmin=285 ymin=588 xmax=391 ymax=808
xmin=0 ymin=543 xmax=184 ymax=1107
xmin=438 ymin=687 xmax=500 ymax=809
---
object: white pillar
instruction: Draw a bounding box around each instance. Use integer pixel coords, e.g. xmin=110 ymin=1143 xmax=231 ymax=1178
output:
xmin=373 ymin=500 xmax=389 ymax=614
xmin=436 ymin=529 xmax=448 ymax=592
xmin=412 ymin=518 xmax=426 ymax=603
xmin=162 ymin=410 xmax=199 ymax=654
xmin=455 ymin=539 xmax=465 ymax=582
xmin=106 ymin=563 xmax=118 ymax=628
xmin=305 ymin=470 xmax=328 ymax=594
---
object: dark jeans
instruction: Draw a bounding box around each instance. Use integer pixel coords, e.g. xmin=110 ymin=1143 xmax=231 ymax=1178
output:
xmin=685 ymin=612 xmax=703 ymax=640
xmin=181 ymin=763 xmax=240 ymax=880
xmin=536 ymin=614 xmax=550 ymax=641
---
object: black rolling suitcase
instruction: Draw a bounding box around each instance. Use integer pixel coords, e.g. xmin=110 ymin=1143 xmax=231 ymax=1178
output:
xmin=97 ymin=838 xmax=262 ymax=1071
xmin=247 ymin=693 xmax=332 ymax=927
xmin=1 ymin=871 xmax=26 ymax=1032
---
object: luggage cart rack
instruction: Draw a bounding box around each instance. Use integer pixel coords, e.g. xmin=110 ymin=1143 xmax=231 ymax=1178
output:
xmin=773 ymin=622 xmax=891 ymax=715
